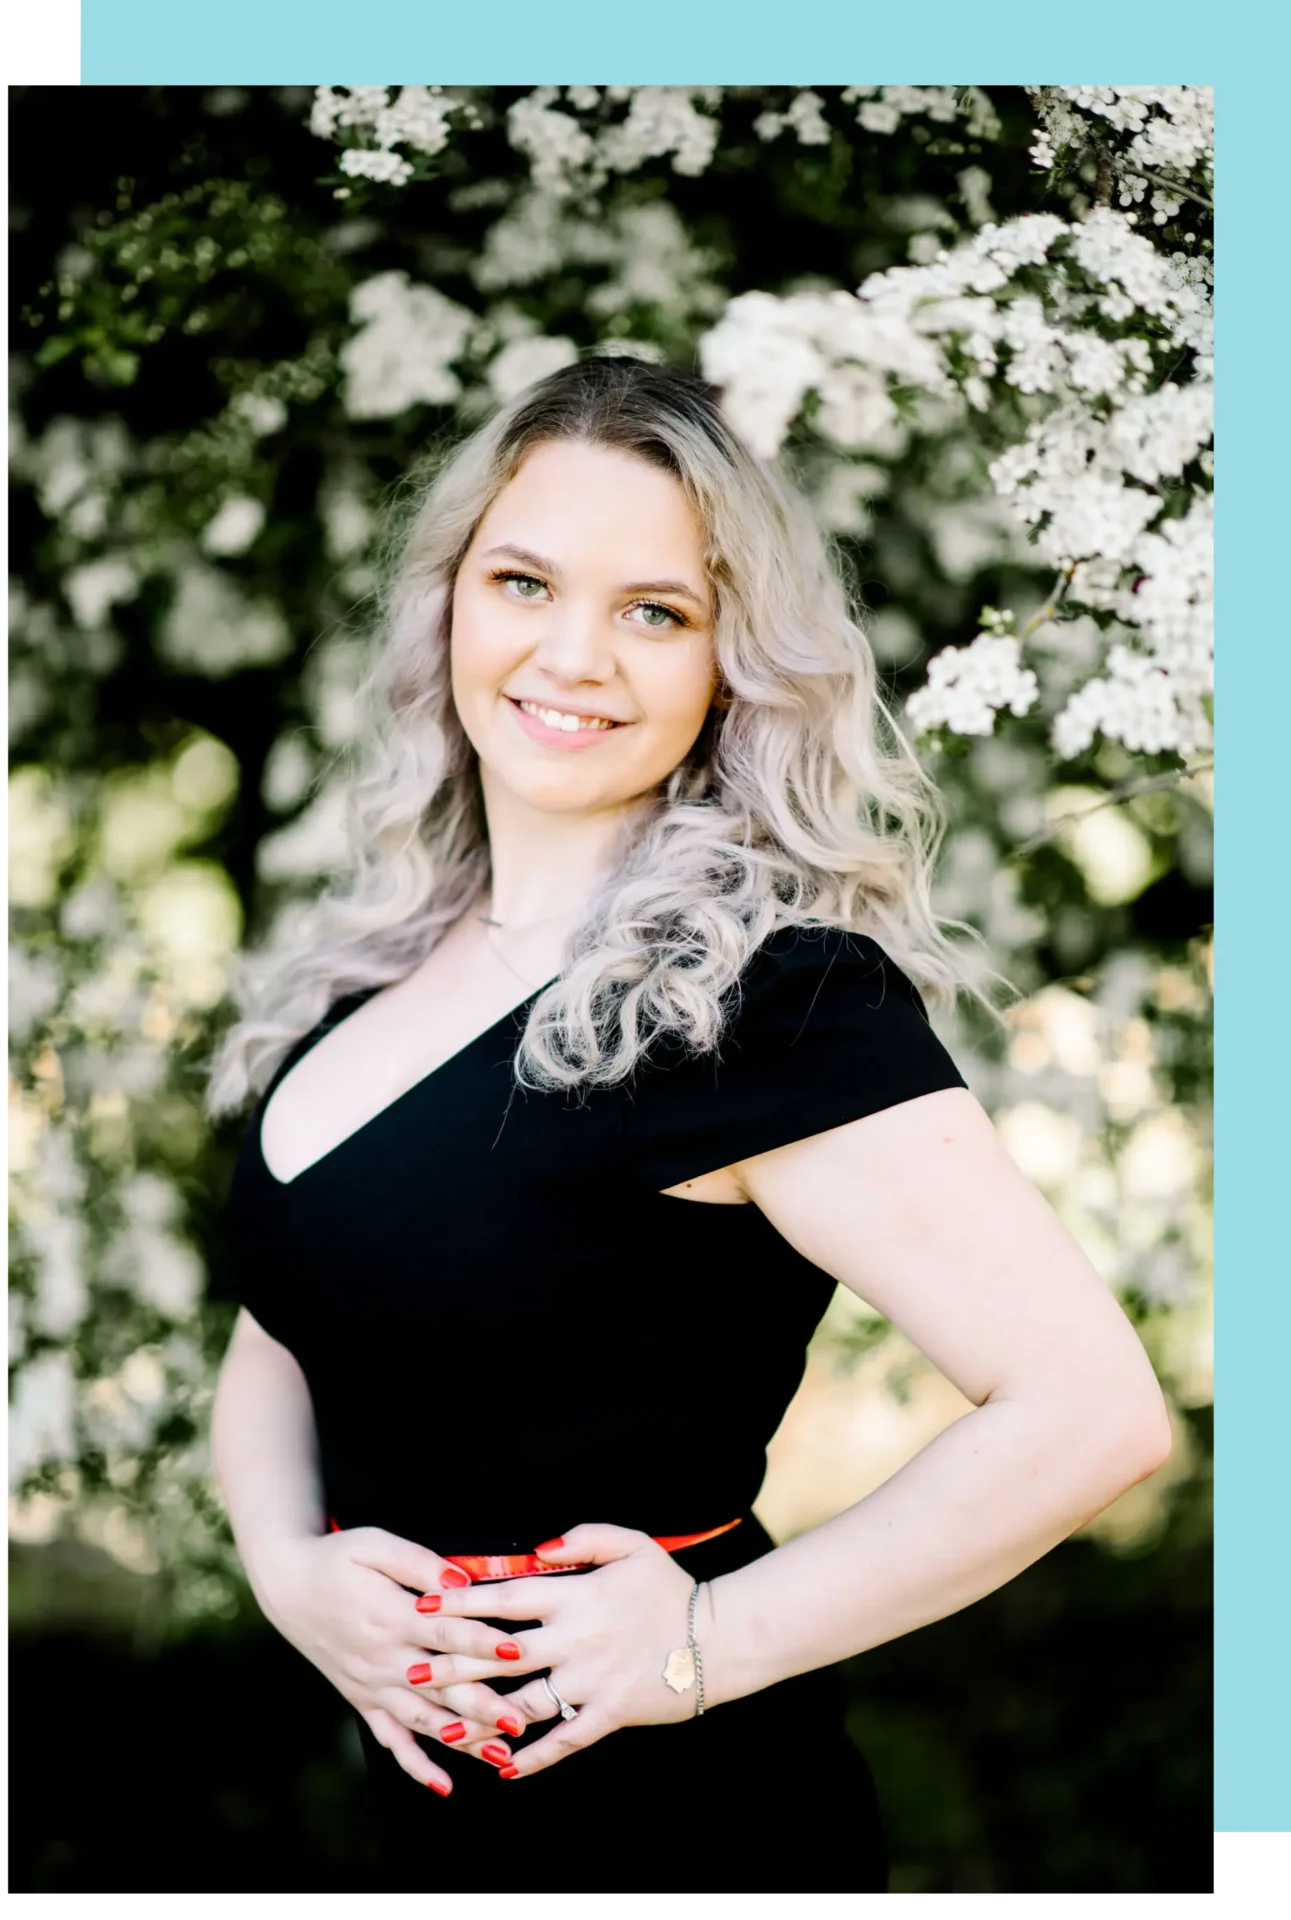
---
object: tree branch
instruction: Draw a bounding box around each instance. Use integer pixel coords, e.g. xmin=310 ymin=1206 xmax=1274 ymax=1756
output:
xmin=1004 ymin=758 xmax=1214 ymax=862
xmin=1087 ymin=132 xmax=1213 ymax=215
xmin=1119 ymin=163 xmax=1214 ymax=215
xmin=1022 ymin=567 xmax=1077 ymax=638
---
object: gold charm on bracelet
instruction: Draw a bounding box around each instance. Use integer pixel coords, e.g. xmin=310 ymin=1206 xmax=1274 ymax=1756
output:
xmin=661 ymin=1579 xmax=705 ymax=1711
xmin=662 ymin=1646 xmax=697 ymax=1693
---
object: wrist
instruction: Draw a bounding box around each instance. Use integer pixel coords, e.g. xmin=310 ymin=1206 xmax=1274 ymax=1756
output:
xmin=237 ymin=1523 xmax=323 ymax=1628
xmin=699 ymin=1566 xmax=782 ymax=1711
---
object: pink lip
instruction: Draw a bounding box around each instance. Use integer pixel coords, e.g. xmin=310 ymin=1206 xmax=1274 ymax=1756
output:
xmin=505 ymin=696 xmax=632 ymax=752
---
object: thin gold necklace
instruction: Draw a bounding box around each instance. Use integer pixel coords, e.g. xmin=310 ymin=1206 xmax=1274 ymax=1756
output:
xmin=475 ymin=900 xmax=583 ymax=990
xmin=479 ymin=919 xmax=543 ymax=990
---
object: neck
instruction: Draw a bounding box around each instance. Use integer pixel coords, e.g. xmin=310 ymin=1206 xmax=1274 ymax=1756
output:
xmin=477 ymin=766 xmax=653 ymax=926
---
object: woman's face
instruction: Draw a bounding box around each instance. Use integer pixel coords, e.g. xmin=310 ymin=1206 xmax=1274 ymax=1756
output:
xmin=450 ymin=438 xmax=719 ymax=819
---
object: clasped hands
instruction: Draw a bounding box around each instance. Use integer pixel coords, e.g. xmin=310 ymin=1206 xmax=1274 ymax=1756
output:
xmin=263 ymin=1519 xmax=705 ymax=1798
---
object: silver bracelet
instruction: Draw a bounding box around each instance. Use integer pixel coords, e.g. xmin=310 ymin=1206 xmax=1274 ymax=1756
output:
xmin=661 ymin=1578 xmax=706 ymax=1716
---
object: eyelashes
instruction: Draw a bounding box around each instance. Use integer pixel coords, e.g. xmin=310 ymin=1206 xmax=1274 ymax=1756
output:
xmin=484 ymin=568 xmax=690 ymax=631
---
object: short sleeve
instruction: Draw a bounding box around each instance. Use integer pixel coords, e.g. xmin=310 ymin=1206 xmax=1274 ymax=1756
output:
xmin=200 ymin=1002 xmax=366 ymax=1340
xmin=200 ymin=1115 xmax=288 ymax=1339
xmin=621 ymin=925 xmax=969 ymax=1191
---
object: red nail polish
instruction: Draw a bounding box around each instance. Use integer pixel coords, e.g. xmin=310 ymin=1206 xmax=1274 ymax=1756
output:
xmin=407 ymin=1662 xmax=434 ymax=1685
xmin=440 ymin=1722 xmax=466 ymax=1744
xmin=481 ymin=1742 xmax=510 ymax=1765
xmin=534 ymin=1536 xmax=565 ymax=1555
xmin=496 ymin=1640 xmax=522 ymax=1660
xmin=427 ymin=1778 xmax=451 ymax=1797
xmin=497 ymin=1714 xmax=524 ymax=1737
xmin=440 ymin=1565 xmax=471 ymax=1589
xmin=498 ymin=1765 xmax=520 ymax=1779
xmin=416 ymin=1594 xmax=442 ymax=1614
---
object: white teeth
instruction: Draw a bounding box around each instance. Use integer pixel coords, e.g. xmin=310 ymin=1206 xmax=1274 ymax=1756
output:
xmin=517 ymin=700 xmax=617 ymax=733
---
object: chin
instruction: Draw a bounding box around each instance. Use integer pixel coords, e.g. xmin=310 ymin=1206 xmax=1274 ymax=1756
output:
xmin=485 ymin=759 xmax=611 ymax=809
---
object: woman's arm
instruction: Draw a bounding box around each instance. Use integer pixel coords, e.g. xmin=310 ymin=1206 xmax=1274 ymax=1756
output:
xmin=699 ymin=1084 xmax=1173 ymax=1707
xmin=210 ymin=1307 xmax=329 ymax=1622
xmin=210 ymin=1308 xmax=537 ymax=1787
xmin=413 ymin=1082 xmax=1174 ymax=1776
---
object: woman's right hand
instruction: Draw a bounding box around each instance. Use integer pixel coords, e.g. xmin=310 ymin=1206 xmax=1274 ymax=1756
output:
xmin=252 ymin=1524 xmax=527 ymax=1794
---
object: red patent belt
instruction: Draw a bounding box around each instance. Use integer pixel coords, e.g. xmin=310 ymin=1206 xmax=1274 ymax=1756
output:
xmin=326 ymin=1513 xmax=742 ymax=1579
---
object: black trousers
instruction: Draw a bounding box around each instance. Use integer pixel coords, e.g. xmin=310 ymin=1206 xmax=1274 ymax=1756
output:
xmin=354 ymin=1514 xmax=890 ymax=1894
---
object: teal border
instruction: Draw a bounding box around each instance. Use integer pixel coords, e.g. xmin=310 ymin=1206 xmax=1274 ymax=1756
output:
xmin=82 ymin=3 xmax=1218 ymax=86
xmin=78 ymin=1 xmax=1280 ymax=1836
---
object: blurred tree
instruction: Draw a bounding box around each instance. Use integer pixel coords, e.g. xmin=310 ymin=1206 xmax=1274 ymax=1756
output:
xmin=9 ymin=85 xmax=1211 ymax=1892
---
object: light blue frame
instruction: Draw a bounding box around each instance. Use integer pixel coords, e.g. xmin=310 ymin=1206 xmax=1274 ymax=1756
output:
xmin=79 ymin=5 xmax=1267 ymax=1832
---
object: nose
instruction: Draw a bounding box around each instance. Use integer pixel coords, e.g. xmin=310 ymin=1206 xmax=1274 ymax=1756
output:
xmin=530 ymin=596 xmax=619 ymax=688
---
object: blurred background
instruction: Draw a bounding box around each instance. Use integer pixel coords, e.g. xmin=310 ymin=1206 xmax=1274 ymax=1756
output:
xmin=9 ymin=86 xmax=1211 ymax=1892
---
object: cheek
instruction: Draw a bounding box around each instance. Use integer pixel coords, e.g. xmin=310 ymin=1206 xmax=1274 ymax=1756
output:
xmin=636 ymin=647 xmax=719 ymax=736
xmin=450 ymin=592 xmax=517 ymax=694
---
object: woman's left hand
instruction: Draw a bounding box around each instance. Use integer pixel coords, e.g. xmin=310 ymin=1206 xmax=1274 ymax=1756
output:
xmin=409 ymin=1523 xmax=705 ymax=1776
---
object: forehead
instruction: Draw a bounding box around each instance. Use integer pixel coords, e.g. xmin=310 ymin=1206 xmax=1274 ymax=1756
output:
xmin=474 ymin=440 xmax=707 ymax=572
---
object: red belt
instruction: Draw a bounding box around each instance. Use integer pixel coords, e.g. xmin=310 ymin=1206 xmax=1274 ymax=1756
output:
xmin=327 ymin=1513 xmax=741 ymax=1579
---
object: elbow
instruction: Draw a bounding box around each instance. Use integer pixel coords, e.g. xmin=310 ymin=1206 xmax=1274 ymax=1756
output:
xmin=1107 ymin=1391 xmax=1174 ymax=1491
xmin=1040 ymin=1377 xmax=1174 ymax=1504
xmin=1121 ymin=1397 xmax=1175 ymax=1482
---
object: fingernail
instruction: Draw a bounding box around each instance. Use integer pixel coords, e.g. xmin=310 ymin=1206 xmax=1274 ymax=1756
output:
xmin=534 ymin=1536 xmax=565 ymax=1554
xmin=440 ymin=1566 xmax=472 ymax=1589
xmin=481 ymin=1742 xmax=510 ymax=1765
xmin=407 ymin=1662 xmax=434 ymax=1685
xmin=498 ymin=1765 xmax=520 ymax=1779
xmin=496 ymin=1640 xmax=522 ymax=1660
xmin=416 ymin=1594 xmax=443 ymax=1614
xmin=497 ymin=1714 xmax=524 ymax=1737
xmin=427 ymin=1778 xmax=451 ymax=1797
xmin=441 ymin=1722 xmax=466 ymax=1744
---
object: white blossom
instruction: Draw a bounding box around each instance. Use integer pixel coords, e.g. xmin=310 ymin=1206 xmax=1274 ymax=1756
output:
xmin=100 ymin=1174 xmax=204 ymax=1318
xmin=373 ymin=85 xmax=458 ymax=158
xmin=699 ymin=287 xmax=944 ymax=461
xmin=487 ymin=334 xmax=578 ymax=402
xmin=64 ymin=555 xmax=139 ymax=628
xmin=702 ymin=179 xmax=1212 ymax=760
xmin=1052 ymin=641 xmax=1211 ymax=760
xmin=200 ymin=495 xmax=265 ymax=557
xmin=60 ymin=875 xmax=127 ymax=942
xmin=506 ymin=87 xmax=598 ymax=195
xmin=843 ymin=85 xmax=999 ymax=141
xmin=9 ymin=944 xmax=62 ymax=1040
xmin=756 ymin=91 xmax=832 ymax=146
xmin=229 ymin=392 xmax=288 ymax=437
xmin=9 ymin=1348 xmax=78 ymax=1489
xmin=340 ymin=147 xmax=413 ymax=187
xmin=340 ymin=271 xmax=476 ymax=418
xmin=159 ymin=563 xmax=293 ymax=677
xmin=320 ymin=482 xmax=374 ymax=561
xmin=597 ymin=87 xmax=721 ymax=179
xmin=24 ymin=415 xmax=132 ymax=520
xmin=26 ymin=1213 xmax=90 ymax=1340
xmin=905 ymin=633 xmax=1040 ymax=737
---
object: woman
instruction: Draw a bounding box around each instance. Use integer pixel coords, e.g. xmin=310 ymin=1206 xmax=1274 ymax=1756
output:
xmin=206 ymin=355 xmax=1171 ymax=1893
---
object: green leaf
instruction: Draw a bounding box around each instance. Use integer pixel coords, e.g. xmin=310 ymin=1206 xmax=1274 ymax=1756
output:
xmin=35 ymin=334 xmax=79 ymax=369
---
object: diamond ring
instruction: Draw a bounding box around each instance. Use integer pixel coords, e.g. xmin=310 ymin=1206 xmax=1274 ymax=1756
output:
xmin=541 ymin=1674 xmax=579 ymax=1721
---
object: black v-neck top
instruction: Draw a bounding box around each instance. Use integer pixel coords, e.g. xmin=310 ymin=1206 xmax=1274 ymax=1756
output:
xmin=210 ymin=925 xmax=968 ymax=1557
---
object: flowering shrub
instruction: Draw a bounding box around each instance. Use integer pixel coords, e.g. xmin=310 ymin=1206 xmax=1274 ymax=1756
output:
xmin=10 ymin=87 xmax=1212 ymax=1616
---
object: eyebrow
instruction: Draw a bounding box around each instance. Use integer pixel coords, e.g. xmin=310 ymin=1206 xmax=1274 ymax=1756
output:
xmin=480 ymin=544 xmax=708 ymax=609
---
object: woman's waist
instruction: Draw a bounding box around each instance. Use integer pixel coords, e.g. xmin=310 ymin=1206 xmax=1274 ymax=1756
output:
xmin=319 ymin=1447 xmax=764 ymax=1557
xmin=327 ymin=1508 xmax=748 ymax=1579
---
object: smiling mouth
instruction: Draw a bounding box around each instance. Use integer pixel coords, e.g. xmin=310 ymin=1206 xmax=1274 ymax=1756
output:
xmin=507 ymin=697 xmax=628 ymax=734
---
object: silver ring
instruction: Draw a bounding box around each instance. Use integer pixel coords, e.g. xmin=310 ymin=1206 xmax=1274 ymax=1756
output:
xmin=541 ymin=1674 xmax=579 ymax=1721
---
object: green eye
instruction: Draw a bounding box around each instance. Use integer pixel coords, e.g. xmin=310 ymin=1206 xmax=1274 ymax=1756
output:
xmin=634 ymin=601 xmax=682 ymax=630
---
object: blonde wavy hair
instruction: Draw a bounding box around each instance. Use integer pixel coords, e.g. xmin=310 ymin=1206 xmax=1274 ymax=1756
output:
xmin=207 ymin=354 xmax=1009 ymax=1117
